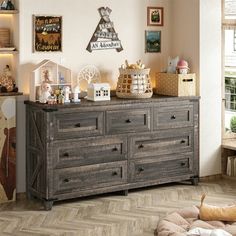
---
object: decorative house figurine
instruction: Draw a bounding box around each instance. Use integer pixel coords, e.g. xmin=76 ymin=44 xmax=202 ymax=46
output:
xmin=31 ymin=59 xmax=72 ymax=102
xmin=87 ymin=83 xmax=110 ymax=101
xmin=176 ymin=59 xmax=189 ymax=74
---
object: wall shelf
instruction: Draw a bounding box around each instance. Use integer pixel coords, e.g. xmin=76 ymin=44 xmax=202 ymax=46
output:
xmin=0 ymin=10 xmax=19 ymax=14
xmin=0 ymin=50 xmax=18 ymax=55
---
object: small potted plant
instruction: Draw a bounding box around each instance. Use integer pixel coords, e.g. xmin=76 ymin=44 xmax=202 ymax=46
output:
xmin=230 ymin=116 xmax=236 ymax=133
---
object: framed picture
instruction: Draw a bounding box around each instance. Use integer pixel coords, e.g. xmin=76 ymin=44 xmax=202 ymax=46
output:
xmin=147 ymin=7 xmax=164 ymax=26
xmin=145 ymin=30 xmax=161 ymax=53
xmin=33 ymin=15 xmax=62 ymax=52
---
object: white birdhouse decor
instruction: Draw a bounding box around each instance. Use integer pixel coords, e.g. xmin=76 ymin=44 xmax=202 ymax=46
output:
xmin=87 ymin=83 xmax=110 ymax=101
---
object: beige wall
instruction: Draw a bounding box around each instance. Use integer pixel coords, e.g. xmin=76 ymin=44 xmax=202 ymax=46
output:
xmin=16 ymin=0 xmax=222 ymax=192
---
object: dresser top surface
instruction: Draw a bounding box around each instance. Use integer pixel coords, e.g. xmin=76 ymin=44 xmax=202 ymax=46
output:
xmin=24 ymin=94 xmax=200 ymax=109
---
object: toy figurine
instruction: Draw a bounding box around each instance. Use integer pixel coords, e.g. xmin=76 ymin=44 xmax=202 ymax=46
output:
xmin=72 ymin=85 xmax=80 ymax=103
xmin=0 ymin=65 xmax=14 ymax=92
xmin=62 ymin=86 xmax=71 ymax=103
xmin=39 ymin=82 xmax=52 ymax=103
xmin=176 ymin=59 xmax=189 ymax=74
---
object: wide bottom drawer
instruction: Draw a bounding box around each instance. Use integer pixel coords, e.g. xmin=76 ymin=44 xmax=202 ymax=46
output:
xmin=53 ymin=161 xmax=127 ymax=195
xmin=130 ymin=153 xmax=193 ymax=182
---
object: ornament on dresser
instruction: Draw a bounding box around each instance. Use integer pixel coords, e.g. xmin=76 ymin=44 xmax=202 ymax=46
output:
xmin=71 ymin=85 xmax=81 ymax=103
xmin=39 ymin=82 xmax=52 ymax=104
xmin=176 ymin=59 xmax=190 ymax=75
xmin=62 ymin=86 xmax=71 ymax=103
xmin=87 ymin=83 xmax=110 ymax=101
xmin=116 ymin=60 xmax=153 ymax=99
xmin=167 ymin=56 xmax=179 ymax=73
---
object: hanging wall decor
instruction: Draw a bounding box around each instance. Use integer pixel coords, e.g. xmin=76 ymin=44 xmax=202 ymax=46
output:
xmin=147 ymin=7 xmax=164 ymax=26
xmin=145 ymin=30 xmax=161 ymax=53
xmin=86 ymin=7 xmax=123 ymax=52
xmin=33 ymin=15 xmax=62 ymax=52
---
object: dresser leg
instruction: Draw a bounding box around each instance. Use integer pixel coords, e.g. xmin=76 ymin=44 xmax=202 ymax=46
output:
xmin=123 ymin=190 xmax=128 ymax=196
xmin=43 ymin=200 xmax=54 ymax=211
xmin=191 ymin=177 xmax=199 ymax=186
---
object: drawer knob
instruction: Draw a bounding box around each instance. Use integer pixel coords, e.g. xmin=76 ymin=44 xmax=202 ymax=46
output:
xmin=75 ymin=123 xmax=81 ymax=127
xmin=180 ymin=140 xmax=186 ymax=144
xmin=63 ymin=178 xmax=70 ymax=183
xmin=138 ymin=144 xmax=144 ymax=149
xmin=181 ymin=162 xmax=186 ymax=167
xmin=63 ymin=152 xmax=69 ymax=157
xmin=138 ymin=167 xmax=144 ymax=172
xmin=171 ymin=115 xmax=176 ymax=120
xmin=112 ymin=171 xmax=118 ymax=176
xmin=126 ymin=119 xmax=132 ymax=123
xmin=112 ymin=147 xmax=118 ymax=152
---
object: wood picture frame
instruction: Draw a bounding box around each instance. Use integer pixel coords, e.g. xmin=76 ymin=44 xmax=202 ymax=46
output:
xmin=147 ymin=7 xmax=164 ymax=26
xmin=145 ymin=30 xmax=161 ymax=53
xmin=33 ymin=15 xmax=62 ymax=52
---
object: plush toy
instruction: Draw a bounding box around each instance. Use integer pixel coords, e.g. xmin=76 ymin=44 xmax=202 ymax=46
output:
xmin=0 ymin=127 xmax=16 ymax=200
xmin=177 ymin=59 xmax=189 ymax=74
xmin=39 ymin=82 xmax=52 ymax=103
xmin=199 ymin=194 xmax=236 ymax=222
xmin=167 ymin=56 xmax=179 ymax=73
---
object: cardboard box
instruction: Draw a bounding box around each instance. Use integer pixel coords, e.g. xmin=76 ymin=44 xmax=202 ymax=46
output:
xmin=155 ymin=73 xmax=196 ymax=96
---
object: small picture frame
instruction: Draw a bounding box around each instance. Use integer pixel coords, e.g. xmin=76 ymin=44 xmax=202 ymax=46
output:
xmin=147 ymin=7 xmax=164 ymax=26
xmin=33 ymin=15 xmax=62 ymax=52
xmin=145 ymin=30 xmax=161 ymax=53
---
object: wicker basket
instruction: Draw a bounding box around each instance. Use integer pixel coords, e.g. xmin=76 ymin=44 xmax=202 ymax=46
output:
xmin=116 ymin=68 xmax=153 ymax=99
xmin=0 ymin=28 xmax=10 ymax=48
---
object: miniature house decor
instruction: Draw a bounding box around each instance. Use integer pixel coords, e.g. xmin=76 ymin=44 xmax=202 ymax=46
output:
xmin=30 ymin=59 xmax=72 ymax=102
xmin=87 ymin=83 xmax=110 ymax=101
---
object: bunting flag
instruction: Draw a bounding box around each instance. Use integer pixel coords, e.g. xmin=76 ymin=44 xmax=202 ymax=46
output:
xmin=86 ymin=7 xmax=123 ymax=52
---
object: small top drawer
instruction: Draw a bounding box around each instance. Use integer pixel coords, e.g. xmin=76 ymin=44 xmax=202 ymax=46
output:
xmin=106 ymin=108 xmax=151 ymax=134
xmin=153 ymin=105 xmax=193 ymax=130
xmin=50 ymin=111 xmax=104 ymax=140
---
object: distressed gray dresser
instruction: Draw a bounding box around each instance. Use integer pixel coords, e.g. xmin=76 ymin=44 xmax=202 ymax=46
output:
xmin=25 ymin=95 xmax=199 ymax=210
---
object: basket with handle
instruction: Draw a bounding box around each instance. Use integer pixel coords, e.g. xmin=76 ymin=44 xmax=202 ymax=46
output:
xmin=116 ymin=68 xmax=153 ymax=99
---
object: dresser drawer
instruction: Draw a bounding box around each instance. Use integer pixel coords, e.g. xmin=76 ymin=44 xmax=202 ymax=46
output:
xmin=53 ymin=161 xmax=127 ymax=195
xmin=130 ymin=128 xmax=193 ymax=159
xmin=106 ymin=108 xmax=151 ymax=134
xmin=130 ymin=154 xmax=193 ymax=182
xmin=153 ymin=105 xmax=193 ymax=130
xmin=51 ymin=137 xmax=127 ymax=168
xmin=50 ymin=111 xmax=104 ymax=139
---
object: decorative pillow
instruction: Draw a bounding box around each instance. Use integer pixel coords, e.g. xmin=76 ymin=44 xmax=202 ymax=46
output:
xmin=199 ymin=194 xmax=236 ymax=222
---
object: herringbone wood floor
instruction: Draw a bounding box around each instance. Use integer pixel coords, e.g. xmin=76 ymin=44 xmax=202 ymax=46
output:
xmin=0 ymin=179 xmax=236 ymax=236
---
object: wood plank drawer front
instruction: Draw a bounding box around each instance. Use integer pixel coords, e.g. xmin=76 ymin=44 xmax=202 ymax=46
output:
xmin=130 ymin=128 xmax=193 ymax=159
xmin=50 ymin=111 xmax=104 ymax=140
xmin=53 ymin=161 xmax=127 ymax=195
xmin=52 ymin=137 xmax=127 ymax=168
xmin=130 ymin=154 xmax=193 ymax=182
xmin=153 ymin=105 xmax=193 ymax=130
xmin=106 ymin=108 xmax=151 ymax=134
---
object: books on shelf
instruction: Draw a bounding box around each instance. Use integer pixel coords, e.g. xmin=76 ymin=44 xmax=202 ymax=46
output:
xmin=226 ymin=156 xmax=236 ymax=176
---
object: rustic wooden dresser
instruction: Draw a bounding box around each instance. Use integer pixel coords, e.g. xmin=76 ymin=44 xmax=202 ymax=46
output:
xmin=25 ymin=95 xmax=199 ymax=210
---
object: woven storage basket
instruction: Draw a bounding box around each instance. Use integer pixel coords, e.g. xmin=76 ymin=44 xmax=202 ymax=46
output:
xmin=0 ymin=28 xmax=10 ymax=47
xmin=116 ymin=68 xmax=153 ymax=99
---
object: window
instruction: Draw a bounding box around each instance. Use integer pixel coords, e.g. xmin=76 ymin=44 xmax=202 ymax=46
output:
xmin=223 ymin=0 xmax=236 ymax=137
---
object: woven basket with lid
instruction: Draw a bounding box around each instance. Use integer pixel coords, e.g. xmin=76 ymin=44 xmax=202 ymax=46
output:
xmin=116 ymin=68 xmax=153 ymax=99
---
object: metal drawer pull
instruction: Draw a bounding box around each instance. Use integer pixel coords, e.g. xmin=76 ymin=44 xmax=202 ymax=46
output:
xmin=126 ymin=119 xmax=132 ymax=123
xmin=138 ymin=144 xmax=144 ymax=149
xmin=171 ymin=115 xmax=176 ymax=120
xmin=112 ymin=171 xmax=118 ymax=176
xmin=63 ymin=178 xmax=70 ymax=183
xmin=138 ymin=167 xmax=144 ymax=172
xmin=181 ymin=162 xmax=186 ymax=167
xmin=112 ymin=147 xmax=118 ymax=152
xmin=180 ymin=140 xmax=186 ymax=144
xmin=63 ymin=152 xmax=69 ymax=157
xmin=75 ymin=123 xmax=81 ymax=127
